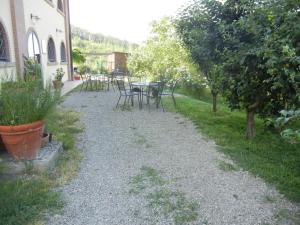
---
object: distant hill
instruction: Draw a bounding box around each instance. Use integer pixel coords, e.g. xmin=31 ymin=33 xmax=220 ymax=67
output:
xmin=71 ymin=25 xmax=139 ymax=54
xmin=71 ymin=26 xmax=139 ymax=71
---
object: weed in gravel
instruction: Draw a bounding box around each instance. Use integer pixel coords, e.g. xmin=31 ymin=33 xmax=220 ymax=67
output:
xmin=147 ymin=188 xmax=198 ymax=225
xmin=274 ymin=209 xmax=300 ymax=225
xmin=218 ymin=161 xmax=238 ymax=172
xmin=135 ymin=135 xmax=147 ymax=145
xmin=129 ymin=167 xmax=199 ymax=224
xmin=263 ymin=195 xmax=276 ymax=204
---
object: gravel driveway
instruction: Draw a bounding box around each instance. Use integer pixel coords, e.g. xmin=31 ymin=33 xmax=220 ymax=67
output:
xmin=48 ymin=90 xmax=299 ymax=225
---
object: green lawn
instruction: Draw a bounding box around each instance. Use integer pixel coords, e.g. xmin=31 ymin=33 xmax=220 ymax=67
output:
xmin=164 ymin=95 xmax=300 ymax=203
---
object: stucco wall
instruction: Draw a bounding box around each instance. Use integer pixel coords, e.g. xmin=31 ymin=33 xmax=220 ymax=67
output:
xmin=0 ymin=0 xmax=16 ymax=79
xmin=23 ymin=0 xmax=69 ymax=83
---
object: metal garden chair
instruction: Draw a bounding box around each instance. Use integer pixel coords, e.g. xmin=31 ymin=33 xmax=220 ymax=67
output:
xmin=115 ymin=79 xmax=139 ymax=108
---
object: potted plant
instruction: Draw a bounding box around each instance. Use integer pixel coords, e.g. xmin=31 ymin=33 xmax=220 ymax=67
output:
xmin=52 ymin=68 xmax=65 ymax=89
xmin=0 ymin=75 xmax=59 ymax=160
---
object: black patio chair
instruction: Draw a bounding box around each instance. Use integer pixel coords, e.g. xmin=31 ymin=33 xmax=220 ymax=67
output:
xmin=115 ymin=79 xmax=139 ymax=108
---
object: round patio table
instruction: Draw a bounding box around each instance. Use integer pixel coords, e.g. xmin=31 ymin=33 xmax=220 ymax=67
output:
xmin=131 ymin=82 xmax=158 ymax=109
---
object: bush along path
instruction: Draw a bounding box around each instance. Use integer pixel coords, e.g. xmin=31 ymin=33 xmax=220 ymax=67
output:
xmin=48 ymin=90 xmax=299 ymax=225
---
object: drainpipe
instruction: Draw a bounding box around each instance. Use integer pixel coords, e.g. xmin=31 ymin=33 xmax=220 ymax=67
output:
xmin=64 ymin=0 xmax=73 ymax=80
xmin=10 ymin=0 xmax=26 ymax=79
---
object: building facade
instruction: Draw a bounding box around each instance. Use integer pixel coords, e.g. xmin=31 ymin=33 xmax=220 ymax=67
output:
xmin=0 ymin=0 xmax=72 ymax=83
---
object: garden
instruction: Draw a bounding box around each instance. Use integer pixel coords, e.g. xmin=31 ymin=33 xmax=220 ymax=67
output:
xmin=0 ymin=0 xmax=299 ymax=224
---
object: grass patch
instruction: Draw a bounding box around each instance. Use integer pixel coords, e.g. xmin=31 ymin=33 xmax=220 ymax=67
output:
xmin=0 ymin=179 xmax=62 ymax=225
xmin=45 ymin=107 xmax=83 ymax=184
xmin=129 ymin=166 xmax=199 ymax=224
xmin=147 ymin=188 xmax=198 ymax=225
xmin=0 ymin=106 xmax=83 ymax=224
xmin=263 ymin=195 xmax=276 ymax=204
xmin=164 ymin=96 xmax=300 ymax=202
xmin=274 ymin=209 xmax=300 ymax=225
xmin=134 ymin=134 xmax=147 ymax=145
xmin=218 ymin=161 xmax=238 ymax=172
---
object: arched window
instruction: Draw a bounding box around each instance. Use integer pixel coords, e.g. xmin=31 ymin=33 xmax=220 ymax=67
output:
xmin=27 ymin=31 xmax=41 ymax=63
xmin=60 ymin=42 xmax=66 ymax=62
xmin=47 ymin=37 xmax=56 ymax=62
xmin=0 ymin=22 xmax=10 ymax=62
xmin=57 ymin=0 xmax=63 ymax=12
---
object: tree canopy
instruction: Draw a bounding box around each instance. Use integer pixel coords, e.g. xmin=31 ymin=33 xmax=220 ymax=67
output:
xmin=128 ymin=17 xmax=199 ymax=82
xmin=176 ymin=0 xmax=300 ymax=138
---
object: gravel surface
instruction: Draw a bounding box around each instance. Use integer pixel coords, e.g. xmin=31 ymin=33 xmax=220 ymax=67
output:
xmin=47 ymin=90 xmax=299 ymax=225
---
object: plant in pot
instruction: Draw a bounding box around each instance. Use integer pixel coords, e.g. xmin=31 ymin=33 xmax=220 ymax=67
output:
xmin=0 ymin=75 xmax=59 ymax=160
xmin=72 ymin=48 xmax=86 ymax=81
xmin=52 ymin=68 xmax=65 ymax=89
xmin=77 ymin=65 xmax=91 ymax=80
xmin=73 ymin=68 xmax=81 ymax=80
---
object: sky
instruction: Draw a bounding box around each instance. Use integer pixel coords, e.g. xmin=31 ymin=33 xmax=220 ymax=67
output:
xmin=69 ymin=0 xmax=190 ymax=44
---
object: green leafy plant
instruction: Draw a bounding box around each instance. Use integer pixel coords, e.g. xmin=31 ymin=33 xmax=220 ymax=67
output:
xmin=23 ymin=56 xmax=42 ymax=82
xmin=0 ymin=78 xmax=59 ymax=125
xmin=54 ymin=68 xmax=65 ymax=81
xmin=72 ymin=48 xmax=86 ymax=65
xmin=77 ymin=65 xmax=90 ymax=75
xmin=276 ymin=109 xmax=300 ymax=143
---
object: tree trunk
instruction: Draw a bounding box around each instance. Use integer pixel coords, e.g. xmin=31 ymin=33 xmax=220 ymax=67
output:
xmin=211 ymin=91 xmax=218 ymax=113
xmin=246 ymin=109 xmax=256 ymax=138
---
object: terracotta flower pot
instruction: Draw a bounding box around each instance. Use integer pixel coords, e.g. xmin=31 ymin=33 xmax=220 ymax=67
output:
xmin=52 ymin=80 xmax=64 ymax=89
xmin=41 ymin=133 xmax=50 ymax=148
xmin=0 ymin=120 xmax=44 ymax=160
xmin=74 ymin=76 xmax=81 ymax=80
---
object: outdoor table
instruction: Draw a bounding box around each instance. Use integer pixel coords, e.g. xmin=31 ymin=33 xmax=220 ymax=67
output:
xmin=131 ymin=82 xmax=158 ymax=109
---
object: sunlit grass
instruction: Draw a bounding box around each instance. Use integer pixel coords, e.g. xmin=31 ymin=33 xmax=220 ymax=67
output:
xmin=164 ymin=95 xmax=300 ymax=202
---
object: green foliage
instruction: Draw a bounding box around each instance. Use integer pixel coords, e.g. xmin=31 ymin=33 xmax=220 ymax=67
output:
xmin=176 ymin=0 xmax=300 ymax=137
xmin=23 ymin=56 xmax=42 ymax=82
xmin=164 ymin=96 xmax=300 ymax=202
xmin=53 ymin=68 xmax=65 ymax=81
xmin=72 ymin=48 xmax=86 ymax=65
xmin=276 ymin=109 xmax=300 ymax=143
xmin=77 ymin=64 xmax=91 ymax=75
xmin=129 ymin=166 xmax=199 ymax=224
xmin=128 ymin=17 xmax=198 ymax=82
xmin=0 ymin=179 xmax=62 ymax=225
xmin=176 ymin=0 xmax=225 ymax=93
xmin=46 ymin=108 xmax=83 ymax=183
xmin=0 ymin=106 xmax=83 ymax=225
xmin=219 ymin=0 xmax=299 ymax=117
xmin=0 ymin=78 xmax=59 ymax=125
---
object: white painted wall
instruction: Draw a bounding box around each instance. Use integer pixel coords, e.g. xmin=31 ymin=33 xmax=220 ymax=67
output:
xmin=23 ymin=0 xmax=69 ymax=83
xmin=0 ymin=0 xmax=16 ymax=79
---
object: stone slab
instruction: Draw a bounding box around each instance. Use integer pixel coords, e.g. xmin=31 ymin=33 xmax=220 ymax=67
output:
xmin=0 ymin=141 xmax=63 ymax=176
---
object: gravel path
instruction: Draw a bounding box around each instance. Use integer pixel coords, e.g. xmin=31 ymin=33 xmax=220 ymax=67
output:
xmin=48 ymin=90 xmax=299 ymax=225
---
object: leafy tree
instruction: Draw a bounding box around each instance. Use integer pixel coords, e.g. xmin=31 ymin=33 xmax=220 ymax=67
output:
xmin=220 ymin=0 xmax=300 ymax=137
xmin=177 ymin=0 xmax=300 ymax=138
xmin=176 ymin=0 xmax=225 ymax=112
xmin=128 ymin=17 xmax=197 ymax=83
